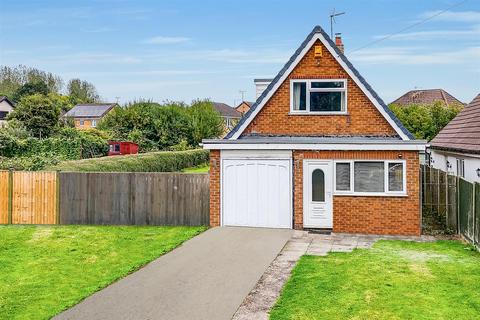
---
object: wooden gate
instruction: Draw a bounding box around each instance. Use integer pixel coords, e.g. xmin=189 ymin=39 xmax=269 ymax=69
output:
xmin=11 ymin=171 xmax=57 ymax=224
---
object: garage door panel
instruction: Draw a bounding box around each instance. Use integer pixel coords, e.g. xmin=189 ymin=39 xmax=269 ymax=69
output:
xmin=222 ymin=159 xmax=291 ymax=228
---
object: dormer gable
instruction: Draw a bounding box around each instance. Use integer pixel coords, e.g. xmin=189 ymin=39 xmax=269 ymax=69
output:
xmin=227 ymin=26 xmax=413 ymax=140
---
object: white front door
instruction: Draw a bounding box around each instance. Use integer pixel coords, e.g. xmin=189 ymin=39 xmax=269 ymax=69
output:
xmin=303 ymin=160 xmax=333 ymax=228
xmin=222 ymin=159 xmax=292 ymax=228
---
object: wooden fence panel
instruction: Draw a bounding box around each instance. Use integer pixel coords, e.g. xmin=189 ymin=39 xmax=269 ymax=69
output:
xmin=475 ymin=183 xmax=480 ymax=247
xmin=446 ymin=175 xmax=457 ymax=230
xmin=12 ymin=171 xmax=57 ymax=224
xmin=458 ymin=178 xmax=474 ymax=242
xmin=59 ymin=172 xmax=209 ymax=226
xmin=0 ymin=171 xmax=9 ymax=224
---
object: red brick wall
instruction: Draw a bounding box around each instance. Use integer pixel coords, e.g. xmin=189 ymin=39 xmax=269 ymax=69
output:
xmin=293 ymin=150 xmax=420 ymax=235
xmin=242 ymin=39 xmax=397 ymax=137
xmin=209 ymin=150 xmax=221 ymax=227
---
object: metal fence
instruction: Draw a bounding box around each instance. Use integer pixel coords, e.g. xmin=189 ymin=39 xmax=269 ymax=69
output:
xmin=422 ymin=165 xmax=480 ymax=248
xmin=0 ymin=171 xmax=209 ymax=226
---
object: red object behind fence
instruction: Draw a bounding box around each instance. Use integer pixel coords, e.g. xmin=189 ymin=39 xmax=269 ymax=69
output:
xmin=108 ymin=141 xmax=139 ymax=156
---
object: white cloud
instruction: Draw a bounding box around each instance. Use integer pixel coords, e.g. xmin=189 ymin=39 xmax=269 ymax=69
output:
xmin=142 ymin=36 xmax=190 ymax=44
xmin=419 ymin=10 xmax=480 ymax=23
xmin=350 ymin=46 xmax=480 ymax=65
xmin=49 ymin=53 xmax=142 ymax=64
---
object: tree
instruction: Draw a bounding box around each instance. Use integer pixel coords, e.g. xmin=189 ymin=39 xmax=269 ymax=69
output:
xmin=389 ymin=102 xmax=462 ymax=141
xmin=67 ymin=78 xmax=100 ymax=103
xmin=99 ymin=100 xmax=222 ymax=152
xmin=0 ymin=65 xmax=63 ymax=98
xmin=187 ymin=100 xmax=223 ymax=145
xmin=7 ymin=93 xmax=67 ymax=138
xmin=12 ymin=80 xmax=50 ymax=102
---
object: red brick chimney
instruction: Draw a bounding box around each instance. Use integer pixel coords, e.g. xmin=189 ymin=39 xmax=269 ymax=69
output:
xmin=335 ymin=33 xmax=344 ymax=54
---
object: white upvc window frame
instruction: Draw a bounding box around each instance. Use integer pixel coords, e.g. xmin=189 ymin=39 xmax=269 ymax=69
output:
xmin=333 ymin=159 xmax=407 ymax=196
xmin=91 ymin=119 xmax=97 ymax=127
xmin=290 ymin=79 xmax=347 ymax=115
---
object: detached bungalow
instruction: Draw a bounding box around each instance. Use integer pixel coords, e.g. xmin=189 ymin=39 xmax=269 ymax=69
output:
xmin=64 ymin=103 xmax=117 ymax=129
xmin=430 ymin=94 xmax=480 ymax=183
xmin=203 ymin=26 xmax=425 ymax=235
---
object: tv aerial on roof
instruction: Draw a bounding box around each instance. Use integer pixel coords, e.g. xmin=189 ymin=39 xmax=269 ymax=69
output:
xmin=329 ymin=9 xmax=345 ymax=39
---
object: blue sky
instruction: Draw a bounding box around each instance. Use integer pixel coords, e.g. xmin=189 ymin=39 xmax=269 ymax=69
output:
xmin=1 ymin=0 xmax=479 ymax=106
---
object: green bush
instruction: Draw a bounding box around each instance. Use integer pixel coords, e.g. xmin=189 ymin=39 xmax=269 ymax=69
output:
xmin=389 ymin=102 xmax=462 ymax=141
xmin=0 ymin=155 xmax=62 ymax=171
xmin=47 ymin=149 xmax=209 ymax=172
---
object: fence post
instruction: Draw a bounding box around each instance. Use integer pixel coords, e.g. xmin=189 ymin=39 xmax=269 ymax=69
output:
xmin=56 ymin=171 xmax=60 ymax=225
xmin=473 ymin=183 xmax=476 ymax=247
xmin=457 ymin=176 xmax=460 ymax=234
xmin=7 ymin=170 xmax=13 ymax=225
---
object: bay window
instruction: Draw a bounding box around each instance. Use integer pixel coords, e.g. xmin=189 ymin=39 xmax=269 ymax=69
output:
xmin=334 ymin=160 xmax=406 ymax=195
xmin=291 ymin=79 xmax=347 ymax=113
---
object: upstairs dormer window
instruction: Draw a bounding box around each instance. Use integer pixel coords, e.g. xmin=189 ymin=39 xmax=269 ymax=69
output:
xmin=291 ymin=79 xmax=347 ymax=114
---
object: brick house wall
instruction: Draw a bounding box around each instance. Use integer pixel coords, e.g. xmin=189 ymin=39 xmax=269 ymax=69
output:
xmin=293 ymin=150 xmax=420 ymax=235
xmin=242 ymin=39 xmax=397 ymax=137
xmin=209 ymin=150 xmax=221 ymax=227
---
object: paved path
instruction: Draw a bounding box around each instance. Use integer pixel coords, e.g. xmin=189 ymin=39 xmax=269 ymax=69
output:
xmin=55 ymin=227 xmax=293 ymax=320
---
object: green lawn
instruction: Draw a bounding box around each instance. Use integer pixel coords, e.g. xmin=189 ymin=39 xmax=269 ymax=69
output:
xmin=182 ymin=163 xmax=210 ymax=173
xmin=0 ymin=225 xmax=206 ymax=320
xmin=271 ymin=240 xmax=480 ymax=320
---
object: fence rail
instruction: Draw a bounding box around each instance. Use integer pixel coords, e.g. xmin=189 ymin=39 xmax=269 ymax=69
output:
xmin=0 ymin=171 xmax=209 ymax=226
xmin=422 ymin=165 xmax=480 ymax=248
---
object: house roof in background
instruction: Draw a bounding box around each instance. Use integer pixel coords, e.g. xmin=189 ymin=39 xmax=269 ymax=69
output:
xmin=430 ymin=94 xmax=480 ymax=154
xmin=212 ymin=102 xmax=242 ymax=118
xmin=391 ymin=89 xmax=464 ymax=106
xmin=64 ymin=103 xmax=116 ymax=118
xmin=0 ymin=96 xmax=15 ymax=107
xmin=235 ymin=101 xmax=254 ymax=108
xmin=226 ymin=25 xmax=414 ymax=140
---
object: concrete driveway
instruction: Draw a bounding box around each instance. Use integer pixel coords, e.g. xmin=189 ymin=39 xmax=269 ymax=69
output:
xmin=55 ymin=227 xmax=293 ymax=320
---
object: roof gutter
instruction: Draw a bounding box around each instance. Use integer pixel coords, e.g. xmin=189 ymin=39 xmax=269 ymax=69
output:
xmin=202 ymin=139 xmax=426 ymax=151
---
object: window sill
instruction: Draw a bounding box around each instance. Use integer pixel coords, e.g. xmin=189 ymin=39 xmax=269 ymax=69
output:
xmin=289 ymin=111 xmax=349 ymax=116
xmin=334 ymin=192 xmax=408 ymax=197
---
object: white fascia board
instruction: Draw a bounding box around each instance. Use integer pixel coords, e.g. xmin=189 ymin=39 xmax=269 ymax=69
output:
xmin=230 ymin=33 xmax=410 ymax=141
xmin=203 ymin=143 xmax=425 ymax=151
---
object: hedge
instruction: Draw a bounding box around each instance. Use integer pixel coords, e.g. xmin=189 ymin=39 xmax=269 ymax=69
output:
xmin=47 ymin=149 xmax=210 ymax=172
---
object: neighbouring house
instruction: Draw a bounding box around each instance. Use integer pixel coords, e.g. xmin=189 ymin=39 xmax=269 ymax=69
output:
xmin=391 ymin=89 xmax=464 ymax=106
xmin=203 ymin=26 xmax=425 ymax=235
xmin=64 ymin=103 xmax=117 ymax=129
xmin=212 ymin=102 xmax=242 ymax=131
xmin=430 ymin=94 xmax=480 ymax=183
xmin=0 ymin=96 xmax=15 ymax=127
xmin=108 ymin=141 xmax=139 ymax=156
xmin=235 ymin=101 xmax=253 ymax=114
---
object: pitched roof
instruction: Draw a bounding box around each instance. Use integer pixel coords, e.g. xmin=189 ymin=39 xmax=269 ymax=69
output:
xmin=430 ymin=94 xmax=480 ymax=154
xmin=0 ymin=96 xmax=15 ymax=107
xmin=235 ymin=101 xmax=254 ymax=108
xmin=64 ymin=103 xmax=116 ymax=118
xmin=226 ymin=26 xmax=414 ymax=140
xmin=391 ymin=89 xmax=464 ymax=106
xmin=212 ymin=102 xmax=242 ymax=118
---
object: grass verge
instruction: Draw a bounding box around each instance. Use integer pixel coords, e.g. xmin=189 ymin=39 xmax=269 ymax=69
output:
xmin=182 ymin=163 xmax=210 ymax=173
xmin=271 ymin=240 xmax=480 ymax=320
xmin=0 ymin=225 xmax=206 ymax=320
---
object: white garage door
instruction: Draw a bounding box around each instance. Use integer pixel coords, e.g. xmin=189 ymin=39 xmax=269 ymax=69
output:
xmin=222 ymin=159 xmax=292 ymax=228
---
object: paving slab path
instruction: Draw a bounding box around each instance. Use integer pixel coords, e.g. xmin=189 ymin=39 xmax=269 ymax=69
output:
xmin=55 ymin=227 xmax=293 ymax=320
